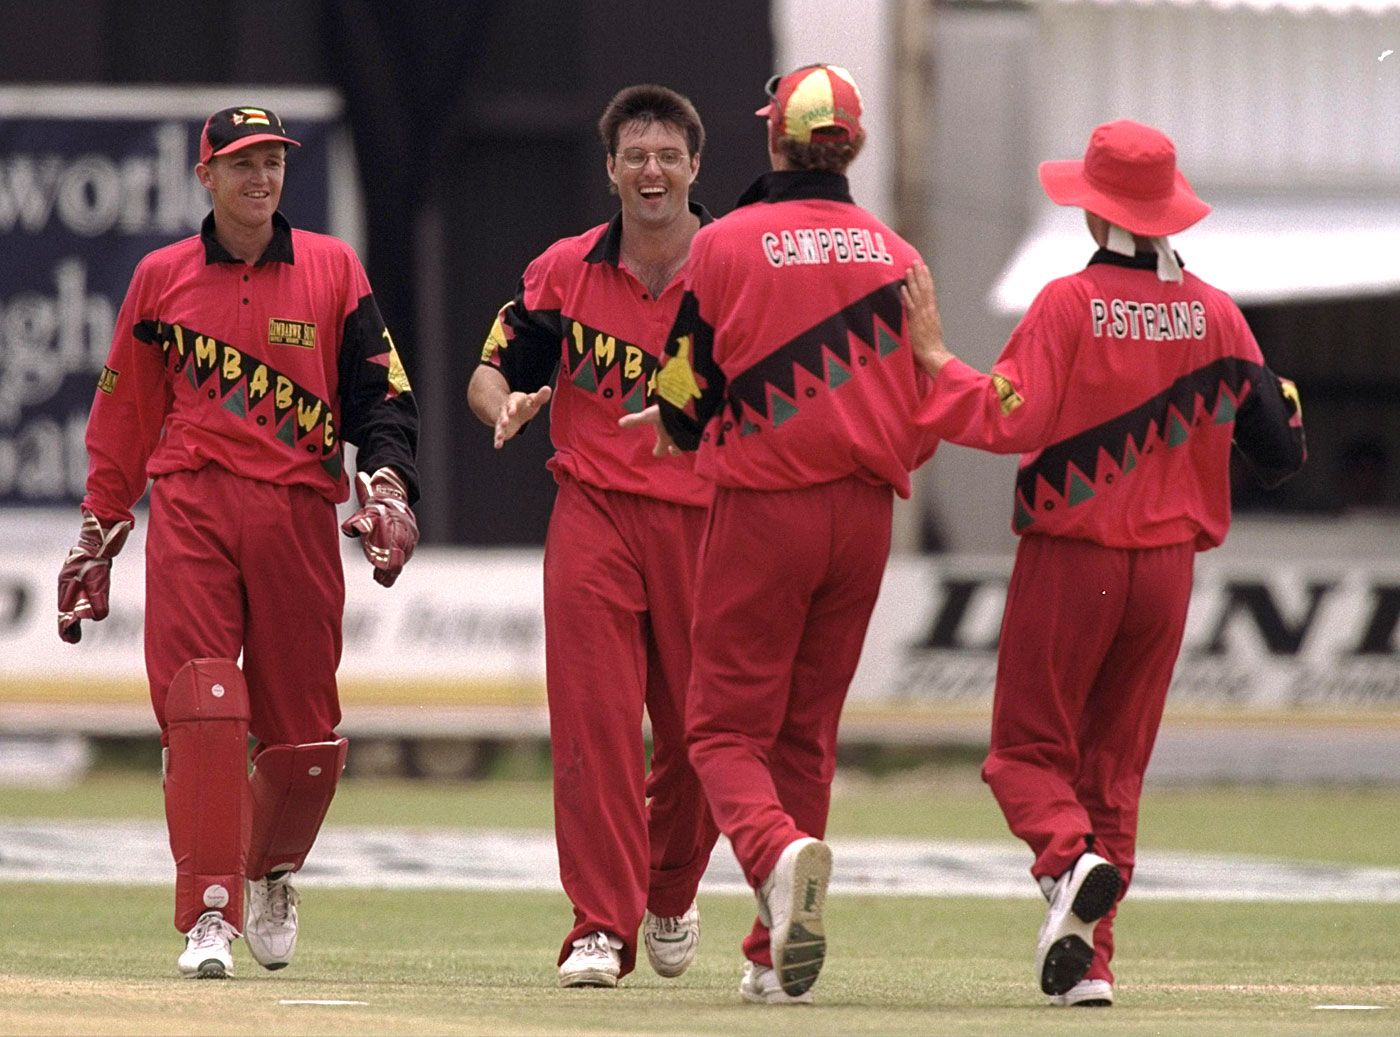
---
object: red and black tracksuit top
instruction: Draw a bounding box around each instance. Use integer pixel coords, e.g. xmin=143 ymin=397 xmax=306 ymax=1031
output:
xmin=920 ymin=249 xmax=1306 ymax=549
xmin=654 ymin=171 xmax=936 ymax=496
xmin=83 ymin=212 xmax=419 ymax=524
xmin=478 ymin=204 xmax=714 ymax=508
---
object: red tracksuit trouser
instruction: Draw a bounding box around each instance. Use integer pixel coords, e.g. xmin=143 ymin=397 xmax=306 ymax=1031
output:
xmin=686 ymin=477 xmax=893 ymax=966
xmin=145 ymin=465 xmax=344 ymax=747
xmin=982 ymin=534 xmax=1194 ymax=983
xmin=543 ymin=475 xmax=718 ymax=977
xmin=145 ymin=465 xmax=345 ymax=931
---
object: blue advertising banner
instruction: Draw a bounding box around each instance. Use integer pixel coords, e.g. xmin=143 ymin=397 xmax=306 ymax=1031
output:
xmin=0 ymin=86 xmax=344 ymax=506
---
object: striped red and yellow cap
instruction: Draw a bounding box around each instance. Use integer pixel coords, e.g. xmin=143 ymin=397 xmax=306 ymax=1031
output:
xmin=756 ymin=64 xmax=864 ymax=145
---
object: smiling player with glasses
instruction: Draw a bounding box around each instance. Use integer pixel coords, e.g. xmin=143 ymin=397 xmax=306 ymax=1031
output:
xmin=619 ymin=148 xmax=687 ymax=169
xmin=467 ymin=84 xmax=718 ymax=991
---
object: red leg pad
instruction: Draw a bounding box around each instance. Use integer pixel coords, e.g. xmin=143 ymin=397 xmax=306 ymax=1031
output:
xmin=247 ymin=738 xmax=349 ymax=879
xmin=163 ymin=658 xmax=251 ymax=933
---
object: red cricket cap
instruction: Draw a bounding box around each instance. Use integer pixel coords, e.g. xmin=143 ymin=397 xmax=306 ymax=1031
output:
xmin=756 ymin=63 xmax=864 ymax=145
xmin=1038 ymin=119 xmax=1209 ymax=237
xmin=199 ymin=106 xmax=300 ymax=165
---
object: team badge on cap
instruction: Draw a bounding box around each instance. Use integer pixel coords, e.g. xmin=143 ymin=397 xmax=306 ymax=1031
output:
xmin=200 ymin=105 xmax=300 ymax=164
xmin=757 ymin=64 xmax=864 ymax=145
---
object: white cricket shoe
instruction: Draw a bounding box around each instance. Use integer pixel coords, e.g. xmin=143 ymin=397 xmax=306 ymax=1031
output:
xmin=739 ymin=960 xmax=814 ymax=1005
xmin=559 ymin=931 xmax=623 ymax=988
xmin=1050 ymin=978 xmax=1114 ymax=1006
xmin=1035 ymin=852 xmax=1121 ymax=996
xmin=245 ymin=872 xmax=301 ymax=970
xmin=643 ymin=901 xmax=699 ymax=978
xmin=178 ymin=910 xmax=237 ymax=979
xmin=757 ymin=836 xmax=832 ymax=998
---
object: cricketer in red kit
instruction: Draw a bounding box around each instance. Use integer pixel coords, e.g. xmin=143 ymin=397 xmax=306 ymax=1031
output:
xmin=904 ymin=119 xmax=1306 ymax=1006
xmin=467 ymin=85 xmax=718 ymax=988
xmin=56 ymin=106 xmax=420 ymax=979
xmin=624 ymin=64 xmax=943 ymax=1005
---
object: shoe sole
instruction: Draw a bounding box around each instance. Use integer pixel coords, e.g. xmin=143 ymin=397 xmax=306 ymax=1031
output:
xmin=1040 ymin=862 xmax=1122 ymax=995
xmin=741 ymin=987 xmax=814 ymax=1005
xmin=559 ymin=970 xmax=618 ymax=989
xmin=771 ymin=840 xmax=832 ymax=999
xmin=646 ymin=938 xmax=696 ymax=979
xmin=188 ymin=959 xmax=229 ymax=980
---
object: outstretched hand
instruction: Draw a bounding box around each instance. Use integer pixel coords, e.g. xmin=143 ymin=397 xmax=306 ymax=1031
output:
xmin=618 ymin=405 xmax=681 ymax=458
xmin=494 ymin=386 xmax=552 ymax=448
xmin=902 ymin=261 xmax=955 ymax=377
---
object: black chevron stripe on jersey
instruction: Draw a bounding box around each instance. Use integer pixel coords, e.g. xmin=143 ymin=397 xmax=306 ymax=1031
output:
xmin=1015 ymin=355 xmax=1262 ymax=508
xmin=725 ymin=280 xmax=905 ymax=422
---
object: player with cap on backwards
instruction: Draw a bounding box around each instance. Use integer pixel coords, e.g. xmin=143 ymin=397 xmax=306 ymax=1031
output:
xmin=56 ymin=106 xmax=420 ymax=978
xmin=901 ymin=119 xmax=1306 ymax=1005
xmin=622 ymin=65 xmax=949 ymax=1005
xmin=467 ymin=85 xmax=719 ymax=989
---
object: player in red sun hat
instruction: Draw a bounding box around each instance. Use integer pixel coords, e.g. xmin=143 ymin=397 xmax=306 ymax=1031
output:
xmin=904 ymin=118 xmax=1305 ymax=1006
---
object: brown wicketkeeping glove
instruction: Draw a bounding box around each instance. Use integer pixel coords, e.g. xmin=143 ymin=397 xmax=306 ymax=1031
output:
xmin=341 ymin=467 xmax=418 ymax=587
xmin=57 ymin=509 xmax=132 ymax=644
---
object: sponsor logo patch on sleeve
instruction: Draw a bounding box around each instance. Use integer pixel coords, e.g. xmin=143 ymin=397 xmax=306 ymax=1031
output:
xmin=991 ymin=372 xmax=1023 ymax=416
xmin=97 ymin=366 xmax=119 ymax=394
xmin=268 ymin=318 xmax=317 ymax=348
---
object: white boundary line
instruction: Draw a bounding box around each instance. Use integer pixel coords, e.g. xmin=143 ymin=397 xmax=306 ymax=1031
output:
xmin=4 ymin=822 xmax=1400 ymax=902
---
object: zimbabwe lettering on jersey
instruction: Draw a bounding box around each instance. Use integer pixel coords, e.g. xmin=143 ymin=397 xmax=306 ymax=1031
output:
xmin=1090 ymin=297 xmax=1207 ymax=341
xmin=563 ymin=316 xmax=660 ymax=414
xmin=134 ymin=318 xmax=342 ymax=479
xmin=721 ymin=279 xmax=904 ymax=439
xmin=761 ymin=226 xmax=895 ymax=268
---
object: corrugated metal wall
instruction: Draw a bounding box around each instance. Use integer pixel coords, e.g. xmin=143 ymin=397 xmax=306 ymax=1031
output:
xmin=1039 ymin=0 xmax=1400 ymax=192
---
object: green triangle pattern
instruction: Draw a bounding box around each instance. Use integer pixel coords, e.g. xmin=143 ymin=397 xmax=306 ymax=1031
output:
xmin=1168 ymin=413 xmax=1190 ymax=447
xmin=321 ymin=453 xmax=343 ymax=480
xmin=741 ymin=420 xmax=760 ymax=437
xmin=621 ymin=379 xmax=646 ymax=414
xmin=770 ymin=393 xmax=799 ymax=428
xmin=1067 ymin=470 xmax=1095 ymax=505
xmin=824 ymin=352 xmax=852 ymax=389
xmin=1214 ymin=391 xmax=1237 ymax=424
xmin=571 ymin=356 xmax=598 ymax=392
xmin=877 ymin=325 xmax=900 ymax=357
xmin=1013 ymin=498 xmax=1036 ymax=532
xmin=222 ymin=386 xmax=247 ymax=418
xmin=275 ymin=415 xmax=297 ymax=447
xmin=1121 ymin=438 xmax=1138 ymax=473
xmin=185 ymin=362 xmax=199 ymax=389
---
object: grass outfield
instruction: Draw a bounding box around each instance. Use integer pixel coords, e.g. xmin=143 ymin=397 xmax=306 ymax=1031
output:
xmin=3 ymin=772 xmax=1400 ymax=1034
xmin=2 ymin=885 xmax=1398 ymax=1036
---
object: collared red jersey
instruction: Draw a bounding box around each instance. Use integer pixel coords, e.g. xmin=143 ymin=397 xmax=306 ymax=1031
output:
xmin=919 ymin=249 xmax=1306 ymax=550
xmin=83 ymin=212 xmax=419 ymax=525
xmin=654 ymin=171 xmax=936 ymax=497
xmin=478 ymin=205 xmax=713 ymax=508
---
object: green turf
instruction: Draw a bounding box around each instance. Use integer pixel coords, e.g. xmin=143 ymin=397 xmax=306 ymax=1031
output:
xmin=7 ymin=771 xmax=1400 ymax=866
xmin=1 ymin=884 xmax=1396 ymax=1035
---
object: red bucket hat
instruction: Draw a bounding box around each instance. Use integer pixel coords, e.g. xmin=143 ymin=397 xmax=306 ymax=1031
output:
xmin=756 ymin=64 xmax=864 ymax=145
xmin=1038 ymin=120 xmax=1209 ymax=237
xmin=199 ymin=106 xmax=300 ymax=165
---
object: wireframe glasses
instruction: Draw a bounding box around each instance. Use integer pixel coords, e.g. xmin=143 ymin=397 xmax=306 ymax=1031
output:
xmin=618 ymin=148 xmax=687 ymax=170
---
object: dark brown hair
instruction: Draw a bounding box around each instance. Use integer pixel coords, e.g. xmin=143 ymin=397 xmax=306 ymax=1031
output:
xmin=776 ymin=130 xmax=865 ymax=174
xmin=598 ymin=84 xmax=705 ymax=157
